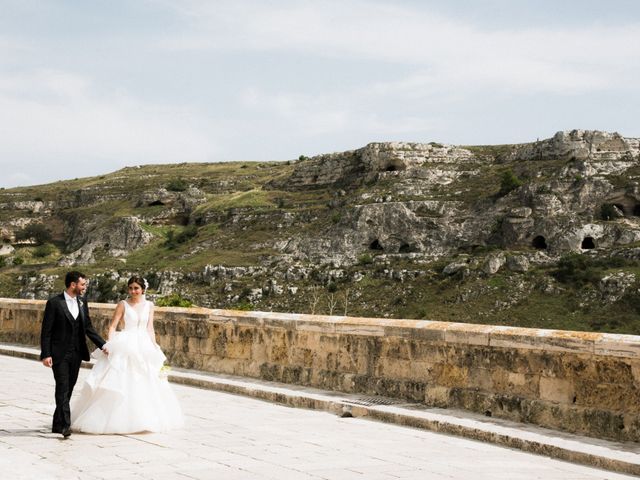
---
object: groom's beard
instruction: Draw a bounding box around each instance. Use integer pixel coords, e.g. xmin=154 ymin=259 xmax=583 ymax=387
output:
xmin=72 ymin=285 xmax=86 ymax=297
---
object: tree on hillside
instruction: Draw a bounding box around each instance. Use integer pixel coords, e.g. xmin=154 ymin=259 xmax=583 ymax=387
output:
xmin=15 ymin=224 xmax=52 ymax=245
xmin=498 ymin=169 xmax=523 ymax=197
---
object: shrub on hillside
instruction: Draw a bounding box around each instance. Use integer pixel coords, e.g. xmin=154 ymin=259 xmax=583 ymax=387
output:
xmin=33 ymin=243 xmax=56 ymax=258
xmin=164 ymin=225 xmax=198 ymax=249
xmin=15 ymin=224 xmax=52 ymax=245
xmin=166 ymin=178 xmax=188 ymax=192
xmin=552 ymin=253 xmax=601 ymax=286
xmin=600 ymin=203 xmax=622 ymax=220
xmin=234 ymin=301 xmax=254 ymax=311
xmin=155 ymin=294 xmax=193 ymax=307
xmin=358 ymin=253 xmax=373 ymax=265
xmin=94 ymin=277 xmax=120 ymax=303
xmin=498 ymin=169 xmax=523 ymax=197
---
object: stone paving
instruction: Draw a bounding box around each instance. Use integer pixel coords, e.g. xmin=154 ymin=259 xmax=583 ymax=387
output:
xmin=0 ymin=354 xmax=635 ymax=480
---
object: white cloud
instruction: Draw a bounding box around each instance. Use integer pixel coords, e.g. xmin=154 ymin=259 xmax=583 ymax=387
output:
xmin=0 ymin=34 xmax=34 ymax=64
xmin=160 ymin=0 xmax=640 ymax=95
xmin=240 ymin=88 xmax=350 ymax=135
xmin=154 ymin=0 xmax=639 ymax=149
xmin=0 ymin=69 xmax=218 ymax=171
xmin=240 ymin=86 xmax=434 ymax=137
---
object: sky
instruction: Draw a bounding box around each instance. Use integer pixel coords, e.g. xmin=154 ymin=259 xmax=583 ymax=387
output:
xmin=1 ymin=0 xmax=639 ymax=188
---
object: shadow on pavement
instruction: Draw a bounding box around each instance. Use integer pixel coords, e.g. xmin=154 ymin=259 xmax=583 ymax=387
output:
xmin=0 ymin=428 xmax=51 ymax=437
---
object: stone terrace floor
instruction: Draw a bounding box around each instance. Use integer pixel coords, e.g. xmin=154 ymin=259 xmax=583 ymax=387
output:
xmin=0 ymin=354 xmax=636 ymax=480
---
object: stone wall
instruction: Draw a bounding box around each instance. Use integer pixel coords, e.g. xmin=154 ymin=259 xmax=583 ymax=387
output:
xmin=2 ymin=298 xmax=639 ymax=442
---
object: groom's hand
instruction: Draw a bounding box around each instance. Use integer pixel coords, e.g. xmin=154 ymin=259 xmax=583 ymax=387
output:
xmin=42 ymin=357 xmax=53 ymax=367
xmin=102 ymin=345 xmax=109 ymax=355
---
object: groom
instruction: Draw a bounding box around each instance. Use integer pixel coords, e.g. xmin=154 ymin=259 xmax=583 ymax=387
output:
xmin=40 ymin=271 xmax=108 ymax=437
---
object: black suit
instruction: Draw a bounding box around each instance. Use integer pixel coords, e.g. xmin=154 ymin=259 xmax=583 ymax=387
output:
xmin=40 ymin=293 xmax=105 ymax=433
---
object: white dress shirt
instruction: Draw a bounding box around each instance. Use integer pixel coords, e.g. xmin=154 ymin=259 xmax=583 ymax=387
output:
xmin=63 ymin=291 xmax=79 ymax=319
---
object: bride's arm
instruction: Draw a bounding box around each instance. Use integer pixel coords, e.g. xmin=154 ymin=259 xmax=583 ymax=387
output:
xmin=108 ymin=302 xmax=124 ymax=341
xmin=147 ymin=303 xmax=158 ymax=346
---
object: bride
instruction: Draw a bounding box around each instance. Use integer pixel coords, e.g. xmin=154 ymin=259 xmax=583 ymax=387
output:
xmin=71 ymin=275 xmax=184 ymax=433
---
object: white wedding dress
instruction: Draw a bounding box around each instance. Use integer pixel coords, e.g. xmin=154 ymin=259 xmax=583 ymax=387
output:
xmin=71 ymin=300 xmax=184 ymax=433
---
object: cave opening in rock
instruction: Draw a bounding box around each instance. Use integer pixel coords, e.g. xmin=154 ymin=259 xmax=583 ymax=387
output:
xmin=369 ymin=239 xmax=384 ymax=251
xmin=581 ymin=237 xmax=596 ymax=249
xmin=149 ymin=200 xmax=165 ymax=206
xmin=399 ymin=242 xmax=412 ymax=253
xmin=634 ymin=204 xmax=640 ymax=217
xmin=532 ymin=235 xmax=547 ymax=249
xmin=385 ymin=165 xmax=398 ymax=172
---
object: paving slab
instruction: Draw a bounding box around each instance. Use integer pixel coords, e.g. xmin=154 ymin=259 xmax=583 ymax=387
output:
xmin=1 ymin=343 xmax=639 ymax=479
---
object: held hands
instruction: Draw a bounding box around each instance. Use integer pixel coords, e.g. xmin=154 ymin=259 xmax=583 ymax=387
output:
xmin=42 ymin=357 xmax=53 ymax=368
xmin=102 ymin=345 xmax=109 ymax=355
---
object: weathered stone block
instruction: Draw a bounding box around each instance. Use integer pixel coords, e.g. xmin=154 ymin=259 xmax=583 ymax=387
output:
xmin=424 ymin=385 xmax=451 ymax=407
xmin=444 ymin=323 xmax=490 ymax=346
xmin=595 ymin=334 xmax=640 ymax=358
xmin=376 ymin=359 xmax=413 ymax=380
xmin=408 ymin=343 xmax=446 ymax=363
xmin=295 ymin=320 xmax=337 ymax=334
xmin=466 ymin=367 xmax=493 ymax=391
xmin=432 ymin=363 xmax=468 ymax=388
xmin=539 ymin=377 xmax=575 ymax=404
xmin=335 ymin=321 xmax=385 ymax=336
xmin=489 ymin=327 xmax=596 ymax=354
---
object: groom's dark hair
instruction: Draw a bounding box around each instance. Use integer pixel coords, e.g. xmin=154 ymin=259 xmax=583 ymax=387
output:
xmin=65 ymin=271 xmax=86 ymax=288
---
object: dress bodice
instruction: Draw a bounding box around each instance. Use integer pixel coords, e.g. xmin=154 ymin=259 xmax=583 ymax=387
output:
xmin=122 ymin=300 xmax=150 ymax=331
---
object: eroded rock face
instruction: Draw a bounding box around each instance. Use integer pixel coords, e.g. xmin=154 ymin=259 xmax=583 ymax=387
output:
xmin=482 ymin=252 xmax=506 ymax=275
xmin=18 ymin=274 xmax=59 ymax=300
xmin=267 ymin=130 xmax=640 ymax=265
xmin=281 ymin=199 xmax=469 ymax=265
xmin=506 ymin=255 xmax=530 ymax=272
xmin=138 ymin=186 xmax=207 ymax=224
xmin=511 ymin=130 xmax=639 ymax=165
xmin=273 ymin=142 xmax=476 ymax=190
xmin=156 ymin=270 xmax=182 ymax=295
xmin=0 ymin=200 xmax=50 ymax=214
xmin=443 ymin=261 xmax=469 ymax=276
xmin=599 ymin=272 xmax=637 ymax=302
xmin=60 ymin=216 xmax=153 ymax=266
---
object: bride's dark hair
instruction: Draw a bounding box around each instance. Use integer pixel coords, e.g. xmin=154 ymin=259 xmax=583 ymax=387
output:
xmin=127 ymin=275 xmax=147 ymax=292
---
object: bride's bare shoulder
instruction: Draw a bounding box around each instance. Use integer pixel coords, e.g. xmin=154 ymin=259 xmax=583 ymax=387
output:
xmin=113 ymin=300 xmax=126 ymax=314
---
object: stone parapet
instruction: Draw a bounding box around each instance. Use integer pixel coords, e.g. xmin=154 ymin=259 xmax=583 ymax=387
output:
xmin=2 ymin=298 xmax=639 ymax=442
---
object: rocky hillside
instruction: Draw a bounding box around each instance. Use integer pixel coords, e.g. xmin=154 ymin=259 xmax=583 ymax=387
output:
xmin=2 ymin=129 xmax=640 ymax=333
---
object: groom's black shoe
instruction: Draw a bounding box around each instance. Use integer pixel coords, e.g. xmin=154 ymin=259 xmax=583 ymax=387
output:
xmin=62 ymin=427 xmax=71 ymax=438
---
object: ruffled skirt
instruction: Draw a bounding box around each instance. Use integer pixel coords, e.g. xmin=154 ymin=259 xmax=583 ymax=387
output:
xmin=71 ymin=330 xmax=184 ymax=434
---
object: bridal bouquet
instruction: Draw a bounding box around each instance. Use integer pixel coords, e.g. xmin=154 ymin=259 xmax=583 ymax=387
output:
xmin=159 ymin=364 xmax=171 ymax=381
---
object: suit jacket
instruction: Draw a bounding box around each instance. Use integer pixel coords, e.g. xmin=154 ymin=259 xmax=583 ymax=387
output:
xmin=40 ymin=293 xmax=106 ymax=362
